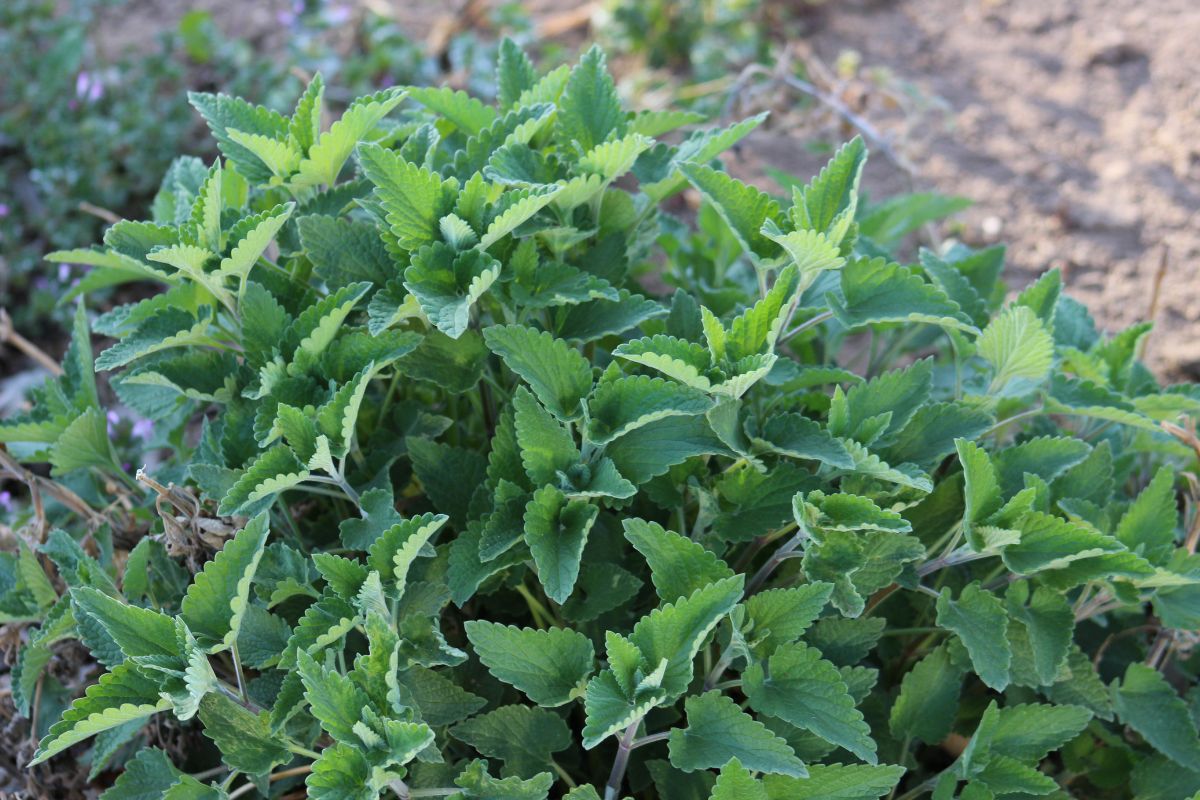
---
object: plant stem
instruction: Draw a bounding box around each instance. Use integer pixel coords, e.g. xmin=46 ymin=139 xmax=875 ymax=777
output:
xmin=288 ymin=743 xmax=322 ymax=760
xmin=779 ymin=309 xmax=834 ymax=345
xmin=230 ymin=643 xmax=248 ymax=703
xmin=605 ymin=720 xmax=641 ymax=800
xmin=631 ymin=731 xmax=671 ymax=749
xmin=745 ymin=529 xmax=806 ymax=595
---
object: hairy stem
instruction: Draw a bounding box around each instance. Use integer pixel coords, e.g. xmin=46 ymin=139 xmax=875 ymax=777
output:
xmin=605 ymin=721 xmax=641 ymax=800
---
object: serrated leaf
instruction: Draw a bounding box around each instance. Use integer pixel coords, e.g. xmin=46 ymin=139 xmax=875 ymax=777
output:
xmin=889 ymin=643 xmax=966 ymax=744
xmin=762 ymin=764 xmax=905 ymax=800
xmin=294 ymin=88 xmax=405 ymax=187
xmin=296 ymin=649 xmax=371 ymax=743
xmin=513 ymin=386 xmax=579 ymax=484
xmin=586 ymin=374 xmax=712 ymax=445
xmin=631 ymin=575 xmax=744 ymax=698
xmin=679 ymin=161 xmax=781 ymax=262
xmin=556 ymin=45 xmax=624 ymax=153
xmin=485 ymin=325 xmax=593 ymax=420
xmin=936 ymin=582 xmax=1011 ymax=691
xmin=197 ymin=692 xmax=289 ymax=774
xmin=465 ymin=621 xmax=595 ymax=707
xmin=181 ymin=512 xmax=270 ymax=652
xmin=978 ymin=304 xmax=1054 ymax=394
xmin=744 ymin=641 xmax=877 ymax=763
xmin=71 ymin=587 xmax=179 ymax=663
xmin=623 ymin=518 xmax=735 ymax=603
xmin=358 ymin=142 xmax=457 ymax=250
xmin=669 ymin=691 xmax=808 ymax=777
xmin=1114 ymin=663 xmax=1200 ymax=768
xmin=524 ymin=485 xmax=598 ymax=604
xmin=452 ymin=705 xmax=571 ymax=779
xmin=218 ymin=444 xmax=310 ymax=515
xmin=831 ymin=257 xmax=978 ymax=333
xmin=30 ymin=662 xmax=171 ymax=765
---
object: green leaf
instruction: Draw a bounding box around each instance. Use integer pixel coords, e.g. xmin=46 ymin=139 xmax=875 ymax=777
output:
xmin=587 ymin=374 xmax=713 ymax=445
xmin=757 ymin=413 xmax=854 ymax=469
xmin=762 ymin=764 xmax=905 ymax=800
xmin=452 ymin=705 xmax=571 ymax=779
xmin=396 ymin=666 xmax=486 ymax=726
xmin=1114 ymin=663 xmax=1200 ymax=768
xmin=408 ymin=85 xmax=497 ymax=135
xmin=631 ymin=575 xmax=745 ymax=698
xmin=298 ymin=215 xmax=392 ymax=289
xmin=97 ymin=747 xmax=188 ymax=799
xmin=1005 ymin=583 xmax=1073 ymax=686
xmin=366 ymin=512 xmax=448 ymax=596
xmin=1001 ymin=511 xmax=1124 ymax=575
xmin=604 ymin=414 xmax=731 ymax=485
xmin=49 ymin=408 xmax=122 ymax=476
xmin=497 ymin=38 xmax=538 ymax=108
xmin=791 ymin=136 xmax=867 ymax=237
xmin=889 ymin=643 xmax=966 ymax=744
xmin=294 ymin=87 xmax=405 ymax=187
xmin=830 ymin=257 xmax=978 ymax=334
xmin=197 ymin=692 xmax=290 ymax=774
xmin=669 ymin=691 xmax=808 ymax=777
xmin=71 ymin=587 xmax=179 ymax=662
xmin=744 ymin=641 xmax=877 ymax=763
xmin=181 ymin=512 xmax=271 ymax=652
xmin=306 ymin=742 xmax=375 ymax=800
xmin=582 ymin=669 xmax=664 ymax=750
xmin=742 ymin=583 xmax=833 ymax=659
xmin=1115 ymin=467 xmax=1178 ymax=560
xmin=936 ymin=582 xmax=1011 ymax=691
xmin=454 ymin=759 xmax=554 ymax=800
xmin=978 ymin=304 xmax=1054 ymax=394
xmin=479 ymin=185 xmax=562 ymax=250
xmin=218 ymin=444 xmax=310 ymax=516
xmin=678 ymin=161 xmax=781 ymax=262
xmin=405 ymin=244 xmax=500 ymax=339
xmin=297 ymin=649 xmax=371 ymax=743
xmin=219 ymin=202 xmax=293 ymax=289
xmin=523 ymin=486 xmax=598 ymax=603
xmin=711 ymin=758 xmax=769 ymax=800
xmin=485 ymin=325 xmax=593 ymax=420
xmin=556 ymin=45 xmax=625 ymax=153
xmin=513 ymin=386 xmax=579 ymax=485
xmin=956 ymin=438 xmax=1002 ymax=551
xmin=465 ymin=621 xmax=595 ymax=707
xmin=990 ymin=702 xmax=1092 ymax=762
xmin=358 ymin=142 xmax=457 ymax=250
xmin=30 ymin=662 xmax=171 ymax=765
xmin=623 ymin=518 xmax=735 ymax=603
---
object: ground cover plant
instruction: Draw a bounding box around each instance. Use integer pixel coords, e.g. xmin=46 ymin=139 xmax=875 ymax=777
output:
xmin=2 ymin=40 xmax=1200 ymax=800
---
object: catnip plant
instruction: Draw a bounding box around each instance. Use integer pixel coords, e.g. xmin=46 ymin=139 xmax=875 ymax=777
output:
xmin=2 ymin=40 xmax=1200 ymax=800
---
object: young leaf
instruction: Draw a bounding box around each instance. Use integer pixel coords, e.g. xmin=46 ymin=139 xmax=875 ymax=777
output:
xmin=524 ymin=486 xmax=598 ymax=604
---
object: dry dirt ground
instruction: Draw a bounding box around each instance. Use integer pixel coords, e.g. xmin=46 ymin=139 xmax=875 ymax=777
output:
xmin=801 ymin=0 xmax=1200 ymax=379
xmin=95 ymin=0 xmax=1200 ymax=378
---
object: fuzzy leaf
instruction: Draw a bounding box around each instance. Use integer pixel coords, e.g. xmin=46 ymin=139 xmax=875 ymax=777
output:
xmin=465 ymin=621 xmax=595 ymax=707
xmin=669 ymin=691 xmax=808 ymax=777
xmin=180 ymin=512 xmax=271 ymax=653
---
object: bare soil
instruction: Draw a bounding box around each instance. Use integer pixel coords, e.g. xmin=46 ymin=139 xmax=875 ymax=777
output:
xmin=797 ymin=0 xmax=1200 ymax=379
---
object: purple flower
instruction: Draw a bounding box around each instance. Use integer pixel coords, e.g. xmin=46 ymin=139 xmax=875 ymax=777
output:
xmin=0 ymin=203 xmax=9 ymax=217
xmin=57 ymin=263 xmax=72 ymax=282
xmin=326 ymin=4 xmax=351 ymax=24
xmin=107 ymin=409 xmax=120 ymax=436
xmin=75 ymin=71 xmax=103 ymax=103
xmin=132 ymin=418 xmax=154 ymax=441
xmin=0 ymin=491 xmax=13 ymax=513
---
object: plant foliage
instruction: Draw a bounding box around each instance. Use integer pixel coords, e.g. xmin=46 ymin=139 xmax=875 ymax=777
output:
xmin=2 ymin=42 xmax=1200 ymax=800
